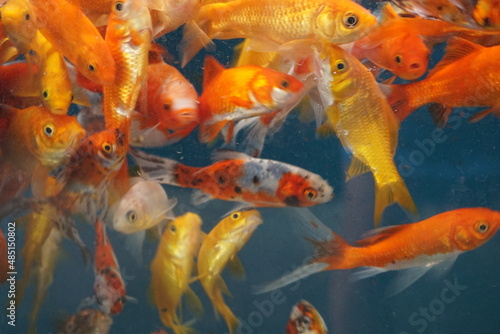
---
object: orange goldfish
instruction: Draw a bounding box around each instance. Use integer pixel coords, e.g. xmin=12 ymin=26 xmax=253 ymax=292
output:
xmin=29 ymin=0 xmax=116 ymax=85
xmin=0 ymin=229 xmax=7 ymax=284
xmin=285 ymin=300 xmax=328 ymax=334
xmin=387 ymin=38 xmax=500 ymax=125
xmin=94 ymin=219 xmax=128 ymax=315
xmin=314 ymin=42 xmax=416 ymax=226
xmin=198 ymin=56 xmax=304 ymax=143
xmin=0 ymin=62 xmax=42 ymax=108
xmin=473 ymin=0 xmax=500 ymax=28
xmin=131 ymin=61 xmax=199 ymax=147
xmin=103 ymin=0 xmax=152 ymax=141
xmin=150 ymin=212 xmax=203 ymax=334
xmin=255 ymin=207 xmax=500 ymax=296
xmin=0 ymin=0 xmax=37 ymax=54
xmin=180 ymin=0 xmax=377 ymax=66
xmin=198 ymin=210 xmax=263 ymax=334
xmin=132 ymin=149 xmax=334 ymax=207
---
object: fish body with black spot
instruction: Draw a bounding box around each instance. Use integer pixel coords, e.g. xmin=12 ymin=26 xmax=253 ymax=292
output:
xmin=150 ymin=212 xmax=203 ymax=334
xmin=285 ymin=300 xmax=328 ymax=334
xmin=198 ymin=210 xmax=263 ymax=334
xmin=132 ymin=149 xmax=333 ymax=207
xmin=314 ymin=41 xmax=416 ymax=226
xmin=94 ymin=219 xmax=127 ymax=315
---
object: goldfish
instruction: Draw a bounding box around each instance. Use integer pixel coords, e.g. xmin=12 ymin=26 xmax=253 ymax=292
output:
xmin=103 ymin=0 xmax=152 ymax=140
xmin=314 ymin=42 xmax=416 ymax=226
xmin=94 ymin=219 xmax=128 ymax=315
xmin=387 ymin=38 xmax=500 ymax=125
xmin=0 ymin=0 xmax=37 ymax=54
xmin=150 ymin=212 xmax=203 ymax=334
xmin=131 ymin=61 xmax=199 ymax=147
xmin=180 ymin=0 xmax=377 ymax=66
xmin=256 ymin=207 xmax=500 ymax=296
xmin=198 ymin=56 xmax=304 ymax=143
xmin=28 ymin=226 xmax=62 ymax=334
xmin=285 ymin=300 xmax=328 ymax=334
xmin=473 ymin=0 xmax=500 ymax=28
xmin=28 ymin=0 xmax=116 ymax=85
xmin=132 ymin=149 xmax=334 ymax=207
xmin=198 ymin=210 xmax=263 ymax=334
xmin=60 ymin=309 xmax=113 ymax=334
xmin=0 ymin=229 xmax=7 ymax=284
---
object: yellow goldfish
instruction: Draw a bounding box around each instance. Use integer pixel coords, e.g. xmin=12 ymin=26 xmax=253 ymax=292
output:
xmin=103 ymin=0 xmax=152 ymax=142
xmin=150 ymin=212 xmax=203 ymax=334
xmin=0 ymin=0 xmax=37 ymax=54
xmin=28 ymin=227 xmax=62 ymax=334
xmin=180 ymin=0 xmax=377 ymax=66
xmin=197 ymin=210 xmax=263 ymax=334
xmin=315 ymin=42 xmax=417 ymax=226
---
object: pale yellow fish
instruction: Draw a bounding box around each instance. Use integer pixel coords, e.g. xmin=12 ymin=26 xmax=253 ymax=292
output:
xmin=150 ymin=212 xmax=203 ymax=334
xmin=0 ymin=0 xmax=37 ymax=53
xmin=180 ymin=0 xmax=378 ymax=66
xmin=198 ymin=210 xmax=263 ymax=334
xmin=314 ymin=41 xmax=417 ymax=226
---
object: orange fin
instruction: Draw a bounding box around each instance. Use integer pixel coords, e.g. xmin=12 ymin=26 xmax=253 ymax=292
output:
xmin=428 ymin=103 xmax=453 ymax=127
xmin=428 ymin=38 xmax=483 ymax=76
xmin=469 ymin=105 xmax=500 ymax=123
xmin=356 ymin=225 xmax=407 ymax=247
xmin=199 ymin=121 xmax=227 ymax=143
xmin=203 ymin=56 xmax=225 ymax=88
xmin=385 ymin=84 xmax=413 ymax=122
xmin=380 ymin=3 xmax=399 ymax=22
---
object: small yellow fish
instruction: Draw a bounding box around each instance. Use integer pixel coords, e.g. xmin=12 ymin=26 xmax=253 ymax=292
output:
xmin=0 ymin=0 xmax=37 ymax=54
xmin=180 ymin=0 xmax=377 ymax=66
xmin=150 ymin=212 xmax=203 ymax=334
xmin=198 ymin=210 xmax=263 ymax=334
xmin=315 ymin=41 xmax=417 ymax=226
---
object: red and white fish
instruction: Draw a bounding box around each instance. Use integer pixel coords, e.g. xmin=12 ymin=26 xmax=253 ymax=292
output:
xmin=286 ymin=300 xmax=328 ymax=334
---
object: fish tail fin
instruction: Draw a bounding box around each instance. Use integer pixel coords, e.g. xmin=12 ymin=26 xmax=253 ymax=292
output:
xmin=129 ymin=148 xmax=184 ymax=186
xmin=171 ymin=322 xmax=199 ymax=334
xmin=208 ymin=276 xmax=239 ymax=334
xmin=374 ymin=179 xmax=417 ymax=227
xmin=179 ymin=18 xmax=215 ymax=68
xmin=382 ymin=83 xmax=414 ymax=122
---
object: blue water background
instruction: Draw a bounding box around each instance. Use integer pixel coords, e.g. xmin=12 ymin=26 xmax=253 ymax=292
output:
xmin=2 ymin=1 xmax=500 ymax=333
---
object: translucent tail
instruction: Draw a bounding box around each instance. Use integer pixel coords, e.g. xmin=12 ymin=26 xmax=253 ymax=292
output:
xmin=374 ymin=179 xmax=418 ymax=227
xmin=179 ymin=19 xmax=215 ymax=68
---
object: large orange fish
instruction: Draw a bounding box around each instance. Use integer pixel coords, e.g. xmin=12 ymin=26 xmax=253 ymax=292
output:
xmin=180 ymin=0 xmax=377 ymax=66
xmin=255 ymin=207 xmax=500 ymax=296
xmin=28 ymin=0 xmax=116 ymax=85
xmin=285 ymin=300 xmax=328 ymax=334
xmin=132 ymin=149 xmax=333 ymax=207
xmin=93 ymin=219 xmax=128 ymax=315
xmin=131 ymin=60 xmax=199 ymax=147
xmin=387 ymin=38 xmax=500 ymax=125
xmin=103 ymin=0 xmax=152 ymax=142
xmin=198 ymin=56 xmax=304 ymax=143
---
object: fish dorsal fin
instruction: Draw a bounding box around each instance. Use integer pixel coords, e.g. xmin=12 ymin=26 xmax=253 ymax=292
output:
xmin=356 ymin=224 xmax=407 ymax=247
xmin=210 ymin=149 xmax=252 ymax=162
xmin=429 ymin=38 xmax=483 ymax=76
xmin=380 ymin=3 xmax=399 ymax=23
xmin=203 ymin=56 xmax=225 ymax=88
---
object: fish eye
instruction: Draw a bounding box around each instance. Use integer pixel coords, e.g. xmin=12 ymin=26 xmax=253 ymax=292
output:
xmin=88 ymin=64 xmax=95 ymax=72
xmin=476 ymin=221 xmax=489 ymax=233
xmin=126 ymin=210 xmax=137 ymax=223
xmin=303 ymin=188 xmax=317 ymax=200
xmin=25 ymin=13 xmax=30 ymax=21
xmin=231 ymin=212 xmax=240 ymax=220
xmin=335 ymin=60 xmax=346 ymax=72
xmin=43 ymin=123 xmax=55 ymax=137
xmin=280 ymin=79 xmax=290 ymax=89
xmin=170 ymin=224 xmax=177 ymax=233
xmin=395 ymin=55 xmax=402 ymax=65
xmin=71 ymin=94 xmax=74 ymax=102
xmin=163 ymin=103 xmax=171 ymax=111
xmin=42 ymin=89 xmax=49 ymax=100
xmin=101 ymin=141 xmax=113 ymax=154
xmin=343 ymin=13 xmax=358 ymax=28
xmin=115 ymin=1 xmax=124 ymax=11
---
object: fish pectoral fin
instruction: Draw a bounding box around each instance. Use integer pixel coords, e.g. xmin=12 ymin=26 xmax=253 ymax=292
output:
xmin=215 ymin=275 xmax=232 ymax=298
xmin=316 ymin=121 xmax=336 ymax=138
xmin=184 ymin=287 xmax=204 ymax=318
xmin=191 ymin=190 xmax=212 ymax=207
xmin=384 ymin=266 xmax=432 ymax=298
xmin=349 ymin=267 xmax=388 ymax=282
xmin=469 ymin=105 xmax=500 ymax=123
xmin=346 ymin=156 xmax=370 ymax=181
xmin=125 ymin=295 xmax=138 ymax=304
xmin=227 ymin=255 xmax=246 ymax=280
xmin=428 ymin=103 xmax=453 ymax=128
xmin=199 ymin=121 xmax=227 ymax=143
